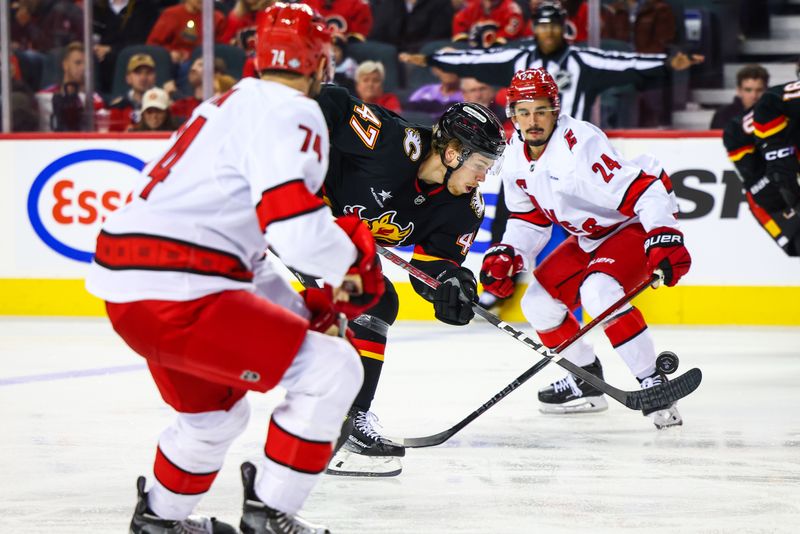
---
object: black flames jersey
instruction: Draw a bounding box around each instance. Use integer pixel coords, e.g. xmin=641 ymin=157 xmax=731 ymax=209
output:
xmin=316 ymin=85 xmax=485 ymax=298
xmin=753 ymin=79 xmax=800 ymax=151
xmin=722 ymin=107 xmax=762 ymax=188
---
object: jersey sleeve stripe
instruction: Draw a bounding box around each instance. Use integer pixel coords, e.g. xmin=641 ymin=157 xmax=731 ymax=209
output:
xmin=93 ymin=231 xmax=253 ymax=282
xmin=617 ymin=171 xmax=658 ymax=217
xmin=509 ymin=209 xmax=552 ymax=227
xmin=264 ymin=416 xmax=333 ymax=475
xmin=154 ymin=446 xmax=219 ymax=495
xmin=411 ymin=245 xmax=459 ymax=265
xmin=658 ymin=170 xmax=674 ymax=193
xmin=753 ymin=116 xmax=789 ymax=138
xmin=256 ymin=179 xmax=326 ymax=231
xmin=727 ymin=145 xmax=755 ymax=162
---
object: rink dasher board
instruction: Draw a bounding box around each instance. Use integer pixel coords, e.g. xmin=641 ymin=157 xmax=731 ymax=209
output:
xmin=0 ymin=131 xmax=797 ymax=324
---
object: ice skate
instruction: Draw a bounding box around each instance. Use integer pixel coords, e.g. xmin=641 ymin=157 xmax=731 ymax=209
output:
xmin=638 ymin=372 xmax=683 ymax=429
xmin=129 ymin=477 xmax=237 ymax=534
xmin=326 ymin=408 xmax=404 ymax=477
xmin=538 ymin=358 xmax=608 ymax=414
xmin=240 ymin=461 xmax=330 ymax=534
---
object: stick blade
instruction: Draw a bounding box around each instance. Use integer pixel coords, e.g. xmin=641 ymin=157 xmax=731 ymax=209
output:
xmin=388 ymin=429 xmax=457 ymax=449
xmin=626 ymin=368 xmax=703 ymax=411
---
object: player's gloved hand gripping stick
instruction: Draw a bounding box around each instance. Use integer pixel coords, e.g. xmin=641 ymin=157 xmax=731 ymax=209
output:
xmin=375 ymin=245 xmax=703 ymax=447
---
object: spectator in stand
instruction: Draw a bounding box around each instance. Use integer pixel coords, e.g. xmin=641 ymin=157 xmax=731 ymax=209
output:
xmin=214 ymin=73 xmax=238 ymax=95
xmin=128 ymin=87 xmax=180 ymax=132
xmin=167 ymin=56 xmax=228 ymax=124
xmin=220 ymin=0 xmax=269 ymax=52
xmin=368 ymin=0 xmax=453 ymax=52
xmin=405 ymin=67 xmax=463 ymax=123
xmin=0 ymin=52 xmax=39 ymax=131
xmin=35 ymin=42 xmax=105 ymax=132
xmin=607 ymin=0 xmax=677 ymax=126
xmin=460 ymin=77 xmax=504 ymax=119
xmin=108 ymin=53 xmax=158 ymax=132
xmin=710 ymin=65 xmax=769 ymax=129
xmin=332 ymin=32 xmax=358 ymax=93
xmin=306 ymin=0 xmax=373 ymax=41
xmin=452 ymin=0 xmax=531 ymax=47
xmin=11 ymin=0 xmax=83 ymax=53
xmin=92 ymin=0 xmax=161 ymax=95
xmin=146 ymin=0 xmax=227 ymax=66
xmin=354 ymin=60 xmax=402 ymax=113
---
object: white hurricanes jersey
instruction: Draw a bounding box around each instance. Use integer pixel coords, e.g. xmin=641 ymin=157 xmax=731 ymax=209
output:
xmin=500 ymin=114 xmax=679 ymax=267
xmin=87 ymin=78 xmax=357 ymax=303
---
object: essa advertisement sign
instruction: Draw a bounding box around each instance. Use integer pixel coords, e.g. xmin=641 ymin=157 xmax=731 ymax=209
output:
xmin=27 ymin=149 xmax=144 ymax=263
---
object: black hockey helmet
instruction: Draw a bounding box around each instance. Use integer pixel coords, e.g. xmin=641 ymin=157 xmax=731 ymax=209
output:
xmin=533 ymin=0 xmax=567 ymax=26
xmin=433 ymin=102 xmax=506 ymax=163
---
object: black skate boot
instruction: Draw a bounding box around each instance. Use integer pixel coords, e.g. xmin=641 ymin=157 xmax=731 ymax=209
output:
xmin=638 ymin=372 xmax=683 ymax=429
xmin=240 ymin=461 xmax=330 ymax=534
xmin=129 ymin=476 xmax=237 ymax=534
xmin=326 ymin=407 xmax=404 ymax=477
xmin=538 ymin=358 xmax=609 ymax=414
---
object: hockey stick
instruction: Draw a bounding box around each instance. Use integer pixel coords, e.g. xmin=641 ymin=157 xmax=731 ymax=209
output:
xmin=376 ymin=245 xmax=702 ymax=416
xmin=391 ymin=270 xmax=660 ymax=448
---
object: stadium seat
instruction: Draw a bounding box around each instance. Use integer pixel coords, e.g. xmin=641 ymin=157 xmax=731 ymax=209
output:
xmin=347 ymin=41 xmax=400 ymax=92
xmin=111 ymin=45 xmax=173 ymax=99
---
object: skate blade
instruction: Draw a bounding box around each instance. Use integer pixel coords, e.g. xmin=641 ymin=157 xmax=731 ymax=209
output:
xmin=650 ymin=406 xmax=683 ymax=429
xmin=539 ymin=395 xmax=608 ymax=414
xmin=325 ymin=450 xmax=402 ymax=478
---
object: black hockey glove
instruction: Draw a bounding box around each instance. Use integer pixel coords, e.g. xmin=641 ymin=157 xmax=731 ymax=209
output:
xmin=761 ymin=145 xmax=800 ymax=209
xmin=433 ymin=267 xmax=477 ymax=326
xmin=748 ymin=176 xmax=789 ymax=212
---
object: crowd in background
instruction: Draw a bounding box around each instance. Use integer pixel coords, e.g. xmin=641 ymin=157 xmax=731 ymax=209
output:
xmin=0 ymin=0 xmax=764 ymax=132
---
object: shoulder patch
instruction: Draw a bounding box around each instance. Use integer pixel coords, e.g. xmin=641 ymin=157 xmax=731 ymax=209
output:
xmin=403 ymin=128 xmax=422 ymax=162
xmin=470 ymin=189 xmax=485 ymax=218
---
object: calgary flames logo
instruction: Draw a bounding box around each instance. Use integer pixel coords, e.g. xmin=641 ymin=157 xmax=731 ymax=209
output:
xmin=343 ymin=205 xmax=414 ymax=246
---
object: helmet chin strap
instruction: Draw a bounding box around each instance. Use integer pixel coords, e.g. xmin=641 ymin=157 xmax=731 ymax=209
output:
xmin=439 ymin=151 xmax=466 ymax=192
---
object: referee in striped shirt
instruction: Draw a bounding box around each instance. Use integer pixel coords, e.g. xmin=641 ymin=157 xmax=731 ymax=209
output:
xmin=400 ymin=0 xmax=703 ymax=122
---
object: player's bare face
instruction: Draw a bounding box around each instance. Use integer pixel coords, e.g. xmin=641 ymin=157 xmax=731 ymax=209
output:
xmin=513 ymin=99 xmax=558 ymax=147
xmin=534 ymin=23 xmax=563 ymax=54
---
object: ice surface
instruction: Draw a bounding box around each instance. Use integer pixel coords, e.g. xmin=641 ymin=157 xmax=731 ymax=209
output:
xmin=1 ymin=318 xmax=799 ymax=533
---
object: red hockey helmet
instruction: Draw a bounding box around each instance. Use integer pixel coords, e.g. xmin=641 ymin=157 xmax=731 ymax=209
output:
xmin=505 ymin=68 xmax=560 ymax=118
xmin=255 ymin=3 xmax=332 ymax=78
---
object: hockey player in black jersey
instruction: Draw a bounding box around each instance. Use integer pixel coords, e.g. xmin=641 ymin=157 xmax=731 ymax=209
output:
xmin=399 ymin=0 xmax=703 ymax=123
xmin=315 ymin=84 xmax=506 ymax=476
xmin=724 ymin=68 xmax=800 ymax=256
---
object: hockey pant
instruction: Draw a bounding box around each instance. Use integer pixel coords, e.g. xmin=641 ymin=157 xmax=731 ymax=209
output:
xmin=520 ymin=225 xmax=658 ymax=379
xmin=106 ymin=287 xmax=363 ymax=520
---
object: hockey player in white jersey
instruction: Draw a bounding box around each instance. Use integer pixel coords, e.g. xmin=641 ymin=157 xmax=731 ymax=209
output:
xmin=479 ymin=68 xmax=691 ymax=428
xmin=85 ymin=4 xmax=385 ymax=533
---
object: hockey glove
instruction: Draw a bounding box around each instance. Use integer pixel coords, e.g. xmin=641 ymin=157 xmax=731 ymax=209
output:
xmin=748 ymin=176 xmax=790 ymax=212
xmin=433 ymin=267 xmax=477 ymax=326
xmin=644 ymin=227 xmax=692 ymax=287
xmin=480 ymin=244 xmax=524 ymax=298
xmin=301 ymin=286 xmax=354 ymax=341
xmin=334 ymin=215 xmax=385 ymax=319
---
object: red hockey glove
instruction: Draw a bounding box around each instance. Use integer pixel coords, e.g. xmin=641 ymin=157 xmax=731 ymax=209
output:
xmin=644 ymin=227 xmax=692 ymax=287
xmin=301 ymin=286 xmax=355 ymax=341
xmin=334 ymin=215 xmax=385 ymax=318
xmin=480 ymin=244 xmax=524 ymax=298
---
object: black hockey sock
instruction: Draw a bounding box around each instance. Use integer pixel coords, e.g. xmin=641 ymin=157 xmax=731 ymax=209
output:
xmin=353 ymin=355 xmax=383 ymax=411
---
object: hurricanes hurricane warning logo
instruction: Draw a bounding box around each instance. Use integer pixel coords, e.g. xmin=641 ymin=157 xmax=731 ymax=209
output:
xmin=343 ymin=205 xmax=414 ymax=245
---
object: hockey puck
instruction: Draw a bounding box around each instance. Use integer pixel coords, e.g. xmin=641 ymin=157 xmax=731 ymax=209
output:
xmin=656 ymin=351 xmax=679 ymax=375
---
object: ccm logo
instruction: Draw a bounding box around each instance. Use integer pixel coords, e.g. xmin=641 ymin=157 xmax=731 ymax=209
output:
xmin=645 ymin=234 xmax=683 ymax=248
xmin=764 ymin=147 xmax=795 ymax=160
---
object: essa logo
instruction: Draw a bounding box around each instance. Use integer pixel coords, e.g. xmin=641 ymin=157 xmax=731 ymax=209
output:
xmin=27 ymin=149 xmax=145 ymax=263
